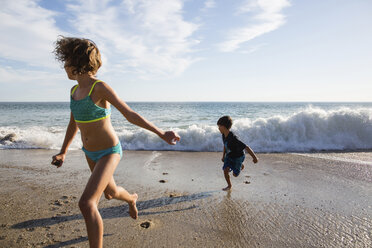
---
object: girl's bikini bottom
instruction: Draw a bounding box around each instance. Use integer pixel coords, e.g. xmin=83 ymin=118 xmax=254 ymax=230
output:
xmin=82 ymin=142 xmax=122 ymax=162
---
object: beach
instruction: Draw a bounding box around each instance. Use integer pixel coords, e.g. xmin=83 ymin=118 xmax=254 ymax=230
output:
xmin=0 ymin=149 xmax=371 ymax=247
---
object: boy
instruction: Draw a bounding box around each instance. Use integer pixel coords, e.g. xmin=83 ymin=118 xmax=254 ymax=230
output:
xmin=217 ymin=116 xmax=258 ymax=191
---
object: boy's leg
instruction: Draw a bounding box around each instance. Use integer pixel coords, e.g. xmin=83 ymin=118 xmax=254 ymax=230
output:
xmin=233 ymin=165 xmax=243 ymax=177
xmin=233 ymin=156 xmax=245 ymax=177
xmin=86 ymin=156 xmax=138 ymax=219
xmin=80 ymin=154 xmax=120 ymax=248
xmin=223 ymin=167 xmax=232 ymax=191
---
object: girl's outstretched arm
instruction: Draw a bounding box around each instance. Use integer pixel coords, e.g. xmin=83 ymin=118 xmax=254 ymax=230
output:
xmin=98 ymin=82 xmax=180 ymax=145
xmin=51 ymin=112 xmax=79 ymax=167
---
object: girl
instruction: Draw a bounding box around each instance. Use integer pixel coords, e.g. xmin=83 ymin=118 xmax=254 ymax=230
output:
xmin=51 ymin=36 xmax=180 ymax=248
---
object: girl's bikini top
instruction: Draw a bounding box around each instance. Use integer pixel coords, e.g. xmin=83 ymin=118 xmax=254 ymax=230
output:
xmin=70 ymin=80 xmax=111 ymax=123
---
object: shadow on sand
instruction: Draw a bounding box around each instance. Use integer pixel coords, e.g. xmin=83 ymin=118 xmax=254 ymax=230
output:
xmin=42 ymin=234 xmax=112 ymax=248
xmin=12 ymin=191 xmax=215 ymax=247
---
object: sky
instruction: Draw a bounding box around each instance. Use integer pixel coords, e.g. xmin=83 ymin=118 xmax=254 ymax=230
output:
xmin=0 ymin=0 xmax=371 ymax=102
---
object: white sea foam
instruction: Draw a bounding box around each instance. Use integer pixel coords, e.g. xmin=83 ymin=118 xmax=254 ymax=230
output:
xmin=144 ymin=151 xmax=162 ymax=168
xmin=243 ymin=107 xmax=372 ymax=152
xmin=1 ymin=107 xmax=372 ymax=152
xmin=0 ymin=126 xmax=82 ymax=150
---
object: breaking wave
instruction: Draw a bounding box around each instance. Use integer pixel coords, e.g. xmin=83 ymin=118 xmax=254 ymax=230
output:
xmin=1 ymin=107 xmax=372 ymax=153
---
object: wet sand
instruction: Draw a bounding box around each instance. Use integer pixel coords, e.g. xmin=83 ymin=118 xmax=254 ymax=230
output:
xmin=0 ymin=150 xmax=371 ymax=247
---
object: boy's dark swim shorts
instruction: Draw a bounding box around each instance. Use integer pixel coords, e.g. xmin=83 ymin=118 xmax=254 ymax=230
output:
xmin=222 ymin=154 xmax=245 ymax=176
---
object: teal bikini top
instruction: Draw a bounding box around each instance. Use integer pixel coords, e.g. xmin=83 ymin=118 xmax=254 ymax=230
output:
xmin=70 ymin=80 xmax=111 ymax=123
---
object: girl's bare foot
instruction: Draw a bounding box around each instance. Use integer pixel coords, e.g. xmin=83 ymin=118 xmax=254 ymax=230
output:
xmin=222 ymin=186 xmax=231 ymax=191
xmin=128 ymin=193 xmax=138 ymax=219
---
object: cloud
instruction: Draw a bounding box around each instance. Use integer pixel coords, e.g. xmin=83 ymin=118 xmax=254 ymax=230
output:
xmin=218 ymin=0 xmax=290 ymax=52
xmin=0 ymin=0 xmax=62 ymax=68
xmin=0 ymin=65 xmax=64 ymax=85
xmin=240 ymin=43 xmax=267 ymax=54
xmin=66 ymin=0 xmax=200 ymax=79
xmin=0 ymin=65 xmax=71 ymax=101
xmin=204 ymin=0 xmax=216 ymax=10
xmin=0 ymin=0 xmax=200 ymax=80
xmin=0 ymin=0 xmax=291 ymax=84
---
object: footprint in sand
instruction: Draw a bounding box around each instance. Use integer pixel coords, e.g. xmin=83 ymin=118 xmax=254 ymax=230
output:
xmin=61 ymin=197 xmax=70 ymax=204
xmin=140 ymin=221 xmax=153 ymax=229
xmin=53 ymin=200 xmax=63 ymax=206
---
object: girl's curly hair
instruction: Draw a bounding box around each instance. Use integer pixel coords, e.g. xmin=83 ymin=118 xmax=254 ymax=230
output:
xmin=53 ymin=36 xmax=102 ymax=75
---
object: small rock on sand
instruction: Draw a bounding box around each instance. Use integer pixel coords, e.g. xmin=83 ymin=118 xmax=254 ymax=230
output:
xmin=169 ymin=193 xmax=182 ymax=198
xmin=140 ymin=221 xmax=152 ymax=229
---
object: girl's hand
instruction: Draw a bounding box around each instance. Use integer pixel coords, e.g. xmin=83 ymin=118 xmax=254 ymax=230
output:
xmin=51 ymin=153 xmax=66 ymax=168
xmin=253 ymin=157 xmax=258 ymax=164
xmin=162 ymin=131 xmax=180 ymax=145
xmin=221 ymin=157 xmax=225 ymax=162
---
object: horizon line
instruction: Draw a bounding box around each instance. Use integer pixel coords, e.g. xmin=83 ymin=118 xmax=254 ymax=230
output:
xmin=1 ymin=101 xmax=372 ymax=103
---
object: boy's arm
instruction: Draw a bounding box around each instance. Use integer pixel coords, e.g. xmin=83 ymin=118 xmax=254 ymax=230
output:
xmin=245 ymin=146 xmax=258 ymax=163
xmin=98 ymin=82 xmax=180 ymax=145
xmin=221 ymin=146 xmax=226 ymax=162
xmin=51 ymin=112 xmax=79 ymax=168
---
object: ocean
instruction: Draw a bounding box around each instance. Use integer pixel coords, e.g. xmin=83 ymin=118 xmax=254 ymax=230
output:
xmin=1 ymin=102 xmax=372 ymax=153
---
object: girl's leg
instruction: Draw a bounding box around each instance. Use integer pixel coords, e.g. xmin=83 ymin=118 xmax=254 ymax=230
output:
xmin=223 ymin=167 xmax=232 ymax=191
xmin=79 ymin=154 xmax=120 ymax=248
xmin=86 ymin=156 xmax=138 ymax=219
xmin=103 ymin=180 xmax=138 ymax=219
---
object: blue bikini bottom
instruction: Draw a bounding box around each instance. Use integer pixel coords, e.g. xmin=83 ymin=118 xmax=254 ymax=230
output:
xmin=82 ymin=142 xmax=122 ymax=162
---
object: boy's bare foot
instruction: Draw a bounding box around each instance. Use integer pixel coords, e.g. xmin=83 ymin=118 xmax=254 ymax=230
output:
xmin=128 ymin=193 xmax=138 ymax=219
xmin=222 ymin=186 xmax=231 ymax=191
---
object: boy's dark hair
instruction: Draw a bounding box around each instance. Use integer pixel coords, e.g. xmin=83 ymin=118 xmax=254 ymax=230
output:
xmin=53 ymin=36 xmax=102 ymax=75
xmin=217 ymin=116 xmax=233 ymax=129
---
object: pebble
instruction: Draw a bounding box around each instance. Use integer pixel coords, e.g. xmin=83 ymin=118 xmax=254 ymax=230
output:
xmin=169 ymin=193 xmax=182 ymax=198
xmin=140 ymin=221 xmax=152 ymax=229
